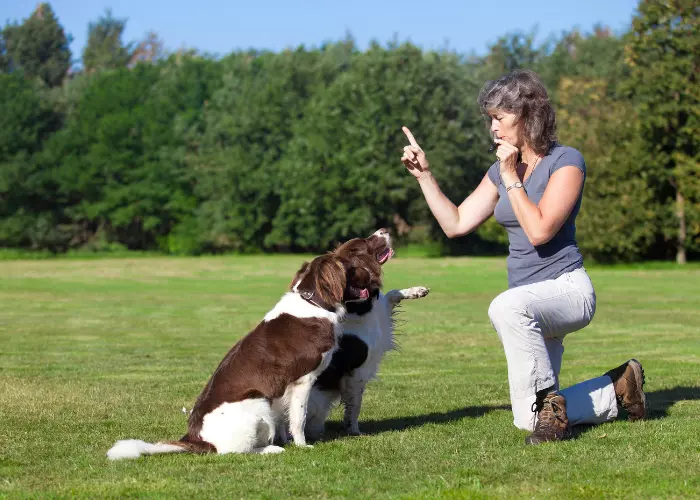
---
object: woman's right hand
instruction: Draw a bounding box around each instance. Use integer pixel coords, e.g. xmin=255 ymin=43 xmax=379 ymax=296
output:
xmin=401 ymin=126 xmax=431 ymax=179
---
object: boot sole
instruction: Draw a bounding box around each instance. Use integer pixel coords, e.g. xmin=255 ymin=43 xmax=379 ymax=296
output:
xmin=627 ymin=358 xmax=646 ymax=420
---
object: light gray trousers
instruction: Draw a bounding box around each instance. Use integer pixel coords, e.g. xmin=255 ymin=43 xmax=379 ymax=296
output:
xmin=488 ymin=267 xmax=618 ymax=432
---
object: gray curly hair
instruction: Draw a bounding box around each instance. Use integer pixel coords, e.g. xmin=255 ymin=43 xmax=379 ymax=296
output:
xmin=477 ymin=69 xmax=557 ymax=156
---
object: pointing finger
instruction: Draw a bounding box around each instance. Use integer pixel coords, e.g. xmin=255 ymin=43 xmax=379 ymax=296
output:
xmin=402 ymin=126 xmax=420 ymax=148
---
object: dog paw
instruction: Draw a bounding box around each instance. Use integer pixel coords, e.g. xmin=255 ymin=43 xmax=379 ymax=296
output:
xmin=401 ymin=286 xmax=430 ymax=299
xmin=294 ymin=443 xmax=314 ymax=449
xmin=260 ymin=445 xmax=285 ymax=454
xmin=347 ymin=429 xmax=363 ymax=437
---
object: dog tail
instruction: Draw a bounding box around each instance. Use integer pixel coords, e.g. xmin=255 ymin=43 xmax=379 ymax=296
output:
xmin=107 ymin=436 xmax=215 ymax=461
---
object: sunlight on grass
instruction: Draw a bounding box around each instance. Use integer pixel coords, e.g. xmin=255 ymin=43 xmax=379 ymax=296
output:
xmin=1 ymin=256 xmax=699 ymax=498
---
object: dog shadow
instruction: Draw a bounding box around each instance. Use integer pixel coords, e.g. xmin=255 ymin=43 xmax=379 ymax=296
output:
xmin=322 ymin=404 xmax=510 ymax=440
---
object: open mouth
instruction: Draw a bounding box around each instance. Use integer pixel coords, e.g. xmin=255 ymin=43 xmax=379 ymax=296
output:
xmin=346 ymin=286 xmax=370 ymax=302
xmin=376 ymin=247 xmax=394 ymax=265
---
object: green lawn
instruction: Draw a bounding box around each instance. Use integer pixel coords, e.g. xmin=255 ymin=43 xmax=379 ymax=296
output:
xmin=1 ymin=255 xmax=699 ymax=499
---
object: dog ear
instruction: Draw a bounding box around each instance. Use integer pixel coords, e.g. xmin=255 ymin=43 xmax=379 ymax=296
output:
xmin=314 ymin=255 xmax=347 ymax=306
xmin=289 ymin=261 xmax=310 ymax=290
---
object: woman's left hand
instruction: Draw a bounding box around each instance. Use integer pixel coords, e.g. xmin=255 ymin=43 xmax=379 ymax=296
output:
xmin=494 ymin=139 xmax=520 ymax=178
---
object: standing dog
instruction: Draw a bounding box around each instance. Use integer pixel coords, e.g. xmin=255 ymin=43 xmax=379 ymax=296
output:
xmin=304 ymin=229 xmax=429 ymax=440
xmin=107 ymin=253 xmax=372 ymax=459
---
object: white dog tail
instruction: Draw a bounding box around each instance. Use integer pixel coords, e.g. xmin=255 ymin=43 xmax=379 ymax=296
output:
xmin=107 ymin=438 xmax=214 ymax=460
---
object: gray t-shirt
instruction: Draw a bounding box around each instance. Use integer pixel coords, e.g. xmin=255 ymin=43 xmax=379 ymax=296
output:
xmin=487 ymin=143 xmax=586 ymax=288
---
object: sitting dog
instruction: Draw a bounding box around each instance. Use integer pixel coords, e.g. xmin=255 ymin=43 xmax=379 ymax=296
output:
xmin=304 ymin=229 xmax=429 ymax=440
xmin=107 ymin=253 xmax=372 ymax=459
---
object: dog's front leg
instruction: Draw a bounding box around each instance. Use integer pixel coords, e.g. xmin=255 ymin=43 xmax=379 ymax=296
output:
xmin=288 ymin=377 xmax=314 ymax=448
xmin=385 ymin=286 xmax=430 ymax=309
xmin=270 ymin=398 xmax=289 ymax=445
xmin=340 ymin=377 xmax=366 ymax=436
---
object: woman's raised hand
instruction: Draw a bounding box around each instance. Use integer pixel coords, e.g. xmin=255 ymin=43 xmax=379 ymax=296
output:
xmin=401 ymin=127 xmax=430 ymax=179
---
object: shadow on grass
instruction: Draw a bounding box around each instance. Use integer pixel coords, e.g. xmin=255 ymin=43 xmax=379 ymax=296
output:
xmin=324 ymin=404 xmax=510 ymax=439
xmin=646 ymin=385 xmax=700 ymax=420
xmin=567 ymin=385 xmax=700 ymax=440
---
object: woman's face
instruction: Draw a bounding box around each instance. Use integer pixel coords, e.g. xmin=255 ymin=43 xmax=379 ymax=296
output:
xmin=489 ymin=110 xmax=523 ymax=148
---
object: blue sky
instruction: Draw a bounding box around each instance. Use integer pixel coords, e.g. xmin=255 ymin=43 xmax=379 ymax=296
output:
xmin=4 ymin=0 xmax=640 ymax=59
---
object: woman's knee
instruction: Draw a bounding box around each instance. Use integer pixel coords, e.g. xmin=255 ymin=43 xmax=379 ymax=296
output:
xmin=488 ymin=290 xmax=526 ymax=327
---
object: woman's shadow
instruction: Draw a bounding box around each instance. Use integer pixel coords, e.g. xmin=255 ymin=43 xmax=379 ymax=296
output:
xmin=568 ymin=385 xmax=700 ymax=439
xmin=646 ymin=385 xmax=700 ymax=420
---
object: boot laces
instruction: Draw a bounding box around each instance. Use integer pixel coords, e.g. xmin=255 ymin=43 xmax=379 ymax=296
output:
xmin=532 ymin=395 xmax=566 ymax=433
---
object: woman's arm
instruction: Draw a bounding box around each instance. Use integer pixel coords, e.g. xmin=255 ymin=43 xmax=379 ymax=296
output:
xmin=503 ymin=166 xmax=583 ymax=246
xmin=494 ymin=139 xmax=583 ymax=246
xmin=401 ymin=127 xmax=498 ymax=239
xmin=417 ymin=171 xmax=499 ymax=238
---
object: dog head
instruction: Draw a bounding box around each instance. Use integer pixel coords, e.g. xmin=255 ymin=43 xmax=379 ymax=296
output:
xmin=290 ymin=254 xmax=371 ymax=312
xmin=332 ymin=228 xmax=393 ymax=299
xmin=334 ymin=228 xmax=394 ymax=266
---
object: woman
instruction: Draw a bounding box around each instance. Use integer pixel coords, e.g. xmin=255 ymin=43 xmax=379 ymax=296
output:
xmin=400 ymin=69 xmax=646 ymax=444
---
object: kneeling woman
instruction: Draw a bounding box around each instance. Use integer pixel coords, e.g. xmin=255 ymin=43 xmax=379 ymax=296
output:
xmin=399 ymin=69 xmax=646 ymax=444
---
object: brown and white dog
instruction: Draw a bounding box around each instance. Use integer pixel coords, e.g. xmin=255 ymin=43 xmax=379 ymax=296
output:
xmin=304 ymin=229 xmax=429 ymax=440
xmin=107 ymin=253 xmax=372 ymax=459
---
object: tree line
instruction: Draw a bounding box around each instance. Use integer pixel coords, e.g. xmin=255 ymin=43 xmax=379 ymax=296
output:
xmin=1 ymin=1 xmax=697 ymax=262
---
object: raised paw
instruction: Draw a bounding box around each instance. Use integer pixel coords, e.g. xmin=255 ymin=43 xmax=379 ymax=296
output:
xmin=400 ymin=286 xmax=430 ymax=299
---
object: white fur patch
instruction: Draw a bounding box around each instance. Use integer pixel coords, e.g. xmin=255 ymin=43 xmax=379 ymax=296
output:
xmin=107 ymin=440 xmax=185 ymax=460
xmin=199 ymin=399 xmax=277 ymax=454
xmin=264 ymin=292 xmax=344 ymax=323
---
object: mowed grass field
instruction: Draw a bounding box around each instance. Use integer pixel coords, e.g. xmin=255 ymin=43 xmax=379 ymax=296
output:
xmin=1 ymin=255 xmax=699 ymax=499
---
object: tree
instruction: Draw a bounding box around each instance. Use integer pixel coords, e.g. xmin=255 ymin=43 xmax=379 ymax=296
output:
xmin=557 ymin=77 xmax=657 ymax=261
xmin=267 ymin=43 xmax=485 ymax=251
xmin=81 ymin=9 xmax=132 ymax=73
xmin=625 ymin=0 xmax=700 ymax=263
xmin=536 ymin=27 xmax=628 ymax=104
xmin=0 ymin=73 xmax=62 ymax=248
xmin=193 ymin=45 xmax=352 ymax=252
xmin=129 ymin=31 xmax=166 ymax=66
xmin=1 ymin=3 xmax=71 ymax=87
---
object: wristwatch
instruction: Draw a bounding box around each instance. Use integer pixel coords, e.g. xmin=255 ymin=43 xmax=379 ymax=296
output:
xmin=506 ymin=181 xmax=523 ymax=192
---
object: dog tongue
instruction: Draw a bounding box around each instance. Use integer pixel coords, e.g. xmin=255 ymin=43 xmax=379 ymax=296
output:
xmin=360 ymin=288 xmax=369 ymax=299
xmin=378 ymin=248 xmax=391 ymax=263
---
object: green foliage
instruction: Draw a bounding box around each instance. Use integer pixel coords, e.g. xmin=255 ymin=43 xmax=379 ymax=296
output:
xmin=268 ymin=43 xmax=486 ymax=251
xmin=624 ymin=0 xmax=700 ymax=258
xmin=557 ymin=77 xmax=657 ymax=262
xmin=0 ymin=2 xmax=698 ymax=261
xmin=81 ymin=9 xmax=132 ymax=73
xmin=193 ymin=45 xmax=353 ymax=252
xmin=0 ymin=3 xmax=71 ymax=87
xmin=0 ymin=73 xmax=63 ymax=248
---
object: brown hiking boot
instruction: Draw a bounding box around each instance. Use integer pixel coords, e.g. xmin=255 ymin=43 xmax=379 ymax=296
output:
xmin=605 ymin=359 xmax=646 ymax=421
xmin=525 ymin=390 xmax=570 ymax=445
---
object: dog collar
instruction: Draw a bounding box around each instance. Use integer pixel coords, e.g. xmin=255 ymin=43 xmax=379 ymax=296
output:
xmin=297 ymin=289 xmax=336 ymax=312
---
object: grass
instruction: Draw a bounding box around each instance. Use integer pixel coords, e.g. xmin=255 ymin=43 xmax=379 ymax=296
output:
xmin=1 ymin=255 xmax=699 ymax=499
